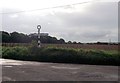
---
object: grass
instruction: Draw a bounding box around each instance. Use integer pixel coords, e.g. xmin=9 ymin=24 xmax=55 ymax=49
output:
xmin=2 ymin=46 xmax=119 ymax=66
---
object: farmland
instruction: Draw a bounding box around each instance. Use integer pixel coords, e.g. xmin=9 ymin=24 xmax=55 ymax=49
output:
xmin=1 ymin=43 xmax=119 ymax=66
xmin=2 ymin=43 xmax=118 ymax=51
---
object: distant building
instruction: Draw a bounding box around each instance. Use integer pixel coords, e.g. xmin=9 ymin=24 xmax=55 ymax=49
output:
xmin=29 ymin=33 xmax=49 ymax=37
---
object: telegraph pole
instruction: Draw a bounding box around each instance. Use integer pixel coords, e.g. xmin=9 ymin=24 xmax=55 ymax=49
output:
xmin=37 ymin=25 xmax=41 ymax=47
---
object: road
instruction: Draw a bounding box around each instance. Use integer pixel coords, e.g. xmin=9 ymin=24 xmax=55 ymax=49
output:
xmin=0 ymin=59 xmax=118 ymax=81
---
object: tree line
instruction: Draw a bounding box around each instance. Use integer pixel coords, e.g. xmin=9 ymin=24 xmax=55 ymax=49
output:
xmin=0 ymin=31 xmax=65 ymax=44
xmin=0 ymin=31 xmax=118 ymax=45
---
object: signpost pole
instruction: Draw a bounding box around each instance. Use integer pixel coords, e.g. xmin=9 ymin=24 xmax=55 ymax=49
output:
xmin=37 ymin=25 xmax=41 ymax=47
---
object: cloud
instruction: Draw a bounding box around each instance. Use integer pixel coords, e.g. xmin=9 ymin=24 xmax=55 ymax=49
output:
xmin=2 ymin=2 xmax=118 ymax=42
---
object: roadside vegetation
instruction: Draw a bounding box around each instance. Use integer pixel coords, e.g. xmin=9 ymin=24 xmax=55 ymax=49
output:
xmin=2 ymin=45 xmax=119 ymax=66
xmin=1 ymin=31 xmax=119 ymax=66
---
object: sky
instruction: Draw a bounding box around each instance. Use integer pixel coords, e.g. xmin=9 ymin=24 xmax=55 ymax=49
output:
xmin=0 ymin=0 xmax=119 ymax=43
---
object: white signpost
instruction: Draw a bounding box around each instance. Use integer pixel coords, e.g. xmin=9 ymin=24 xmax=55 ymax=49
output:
xmin=37 ymin=25 xmax=41 ymax=47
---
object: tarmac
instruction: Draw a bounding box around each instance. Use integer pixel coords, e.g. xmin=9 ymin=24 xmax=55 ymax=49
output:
xmin=0 ymin=59 xmax=119 ymax=82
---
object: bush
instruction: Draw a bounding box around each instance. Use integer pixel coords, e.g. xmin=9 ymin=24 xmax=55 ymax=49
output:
xmin=2 ymin=46 xmax=119 ymax=66
xmin=2 ymin=46 xmax=30 ymax=60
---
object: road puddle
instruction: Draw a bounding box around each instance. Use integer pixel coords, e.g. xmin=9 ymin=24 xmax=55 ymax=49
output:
xmin=3 ymin=66 xmax=13 ymax=68
xmin=51 ymin=66 xmax=79 ymax=69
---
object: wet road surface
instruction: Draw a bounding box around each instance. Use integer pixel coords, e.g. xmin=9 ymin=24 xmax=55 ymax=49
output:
xmin=0 ymin=59 xmax=118 ymax=81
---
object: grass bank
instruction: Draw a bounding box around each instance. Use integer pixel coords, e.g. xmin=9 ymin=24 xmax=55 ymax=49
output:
xmin=2 ymin=46 xmax=119 ymax=66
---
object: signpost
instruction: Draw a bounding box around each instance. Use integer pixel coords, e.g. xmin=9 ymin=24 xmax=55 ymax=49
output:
xmin=37 ymin=25 xmax=41 ymax=47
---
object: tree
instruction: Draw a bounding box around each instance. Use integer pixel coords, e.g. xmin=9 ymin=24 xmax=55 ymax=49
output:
xmin=19 ymin=33 xmax=31 ymax=43
xmin=51 ymin=37 xmax=58 ymax=43
xmin=1 ymin=31 xmax=67 ymax=44
xmin=67 ymin=41 xmax=72 ymax=44
xmin=73 ymin=41 xmax=77 ymax=44
xmin=58 ymin=38 xmax=65 ymax=44
xmin=10 ymin=32 xmax=21 ymax=43
xmin=2 ymin=31 xmax=11 ymax=43
xmin=0 ymin=31 xmax=1 ymax=43
xmin=78 ymin=42 xmax=82 ymax=44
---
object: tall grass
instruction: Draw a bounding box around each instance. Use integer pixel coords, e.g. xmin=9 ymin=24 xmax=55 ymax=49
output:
xmin=2 ymin=46 xmax=119 ymax=66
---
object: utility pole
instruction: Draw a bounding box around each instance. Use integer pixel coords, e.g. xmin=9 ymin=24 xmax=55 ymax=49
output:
xmin=37 ymin=25 xmax=41 ymax=47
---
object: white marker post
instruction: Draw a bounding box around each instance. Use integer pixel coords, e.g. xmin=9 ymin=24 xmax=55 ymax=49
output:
xmin=37 ymin=25 xmax=41 ymax=47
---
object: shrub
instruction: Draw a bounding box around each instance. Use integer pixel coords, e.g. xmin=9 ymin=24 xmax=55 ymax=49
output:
xmin=2 ymin=46 xmax=29 ymax=60
xmin=2 ymin=46 xmax=119 ymax=66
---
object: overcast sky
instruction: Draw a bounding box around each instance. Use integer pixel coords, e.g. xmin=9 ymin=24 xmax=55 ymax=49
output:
xmin=0 ymin=0 xmax=119 ymax=43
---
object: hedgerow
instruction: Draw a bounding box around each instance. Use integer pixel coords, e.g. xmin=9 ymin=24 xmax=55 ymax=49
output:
xmin=2 ymin=46 xmax=119 ymax=66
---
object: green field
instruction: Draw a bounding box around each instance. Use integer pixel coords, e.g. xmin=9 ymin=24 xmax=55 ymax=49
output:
xmin=1 ymin=44 xmax=119 ymax=66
